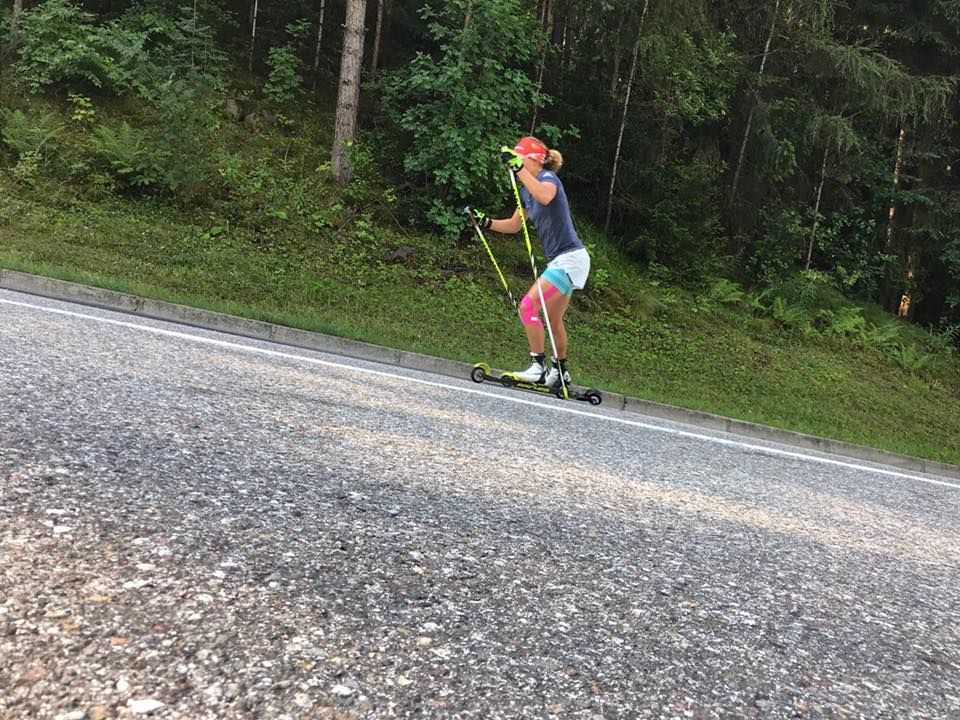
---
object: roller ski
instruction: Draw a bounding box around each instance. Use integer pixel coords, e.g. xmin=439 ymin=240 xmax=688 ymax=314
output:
xmin=470 ymin=360 xmax=603 ymax=406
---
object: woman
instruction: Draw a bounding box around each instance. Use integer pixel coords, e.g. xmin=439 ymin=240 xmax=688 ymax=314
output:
xmin=469 ymin=136 xmax=591 ymax=387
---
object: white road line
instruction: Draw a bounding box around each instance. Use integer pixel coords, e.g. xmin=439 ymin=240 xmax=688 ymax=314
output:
xmin=4 ymin=295 xmax=960 ymax=491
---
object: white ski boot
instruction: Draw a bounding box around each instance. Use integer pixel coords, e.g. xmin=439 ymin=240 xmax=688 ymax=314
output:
xmin=544 ymin=358 xmax=571 ymax=388
xmin=508 ymin=353 xmax=547 ymax=384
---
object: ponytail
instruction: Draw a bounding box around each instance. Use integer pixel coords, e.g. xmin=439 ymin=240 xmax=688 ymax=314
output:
xmin=544 ymin=148 xmax=564 ymax=172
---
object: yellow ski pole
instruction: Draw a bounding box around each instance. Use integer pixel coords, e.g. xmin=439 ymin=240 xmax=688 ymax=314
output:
xmin=465 ymin=208 xmax=521 ymax=320
xmin=505 ymin=160 xmax=569 ymax=399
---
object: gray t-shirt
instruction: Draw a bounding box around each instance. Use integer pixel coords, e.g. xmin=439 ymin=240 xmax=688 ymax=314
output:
xmin=519 ymin=170 xmax=584 ymax=262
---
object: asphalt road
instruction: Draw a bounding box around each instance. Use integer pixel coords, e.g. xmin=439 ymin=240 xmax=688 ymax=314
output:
xmin=2 ymin=288 xmax=959 ymax=720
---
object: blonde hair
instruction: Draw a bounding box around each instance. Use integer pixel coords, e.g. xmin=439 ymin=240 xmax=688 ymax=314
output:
xmin=544 ymin=148 xmax=564 ymax=172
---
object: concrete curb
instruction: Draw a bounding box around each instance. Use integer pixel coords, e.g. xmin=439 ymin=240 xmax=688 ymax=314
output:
xmin=3 ymin=267 xmax=959 ymax=481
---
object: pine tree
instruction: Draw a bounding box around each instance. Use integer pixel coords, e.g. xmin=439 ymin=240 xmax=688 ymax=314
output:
xmin=332 ymin=0 xmax=368 ymax=184
xmin=11 ymin=0 xmax=23 ymax=33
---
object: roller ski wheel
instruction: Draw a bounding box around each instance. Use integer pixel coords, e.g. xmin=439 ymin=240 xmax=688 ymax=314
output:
xmin=470 ymin=364 xmax=489 ymax=384
xmin=554 ymin=385 xmax=603 ymax=406
xmin=585 ymin=390 xmax=602 ymax=406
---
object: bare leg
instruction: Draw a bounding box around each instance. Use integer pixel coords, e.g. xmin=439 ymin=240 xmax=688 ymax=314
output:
xmin=544 ymin=288 xmax=572 ymax=359
xmin=519 ymin=278 xmax=572 ymax=357
xmin=519 ymin=280 xmax=548 ymax=354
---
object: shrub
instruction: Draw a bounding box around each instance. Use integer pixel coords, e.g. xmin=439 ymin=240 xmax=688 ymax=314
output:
xmin=778 ymin=269 xmax=845 ymax=313
xmin=622 ymin=161 xmax=725 ymax=274
xmin=14 ymin=0 xmax=146 ymax=93
xmin=378 ymin=0 xmax=543 ymax=234
xmin=67 ymin=92 xmax=96 ymax=126
xmin=11 ymin=150 xmax=43 ymax=186
xmin=264 ymin=46 xmax=302 ymax=107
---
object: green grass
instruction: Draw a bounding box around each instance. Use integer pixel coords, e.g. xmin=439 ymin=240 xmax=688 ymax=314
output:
xmin=2 ymin=175 xmax=960 ymax=466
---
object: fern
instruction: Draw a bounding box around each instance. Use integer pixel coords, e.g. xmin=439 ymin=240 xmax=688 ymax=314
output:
xmin=889 ymin=343 xmax=933 ymax=372
xmin=1 ymin=109 xmax=64 ymax=159
xmin=771 ymin=295 xmax=813 ymax=331
xmin=708 ymin=278 xmax=746 ymax=306
xmin=865 ymin=319 xmax=903 ymax=351
xmin=821 ymin=306 xmax=868 ymax=339
xmin=779 ymin=269 xmax=844 ymax=312
xmin=92 ymin=122 xmax=166 ymax=190
xmin=747 ymin=287 xmax=775 ymax=314
xmin=928 ymin=322 xmax=960 ymax=355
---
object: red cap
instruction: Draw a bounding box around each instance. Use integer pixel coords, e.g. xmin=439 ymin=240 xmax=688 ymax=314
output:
xmin=514 ymin=136 xmax=548 ymax=163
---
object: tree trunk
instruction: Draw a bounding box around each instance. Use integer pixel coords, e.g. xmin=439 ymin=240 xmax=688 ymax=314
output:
xmin=885 ymin=127 xmax=906 ymax=248
xmin=11 ymin=0 xmax=23 ymax=33
xmin=604 ymin=0 xmax=649 ymax=235
xmin=332 ymin=0 xmax=368 ymax=185
xmin=729 ymin=0 xmax=780 ymax=208
xmin=312 ymin=0 xmax=327 ymax=90
xmin=191 ymin=0 xmax=198 ymax=66
xmin=885 ymin=128 xmax=915 ymax=317
xmin=805 ymin=145 xmax=830 ymax=270
xmin=529 ymin=0 xmax=553 ymax=133
xmin=609 ymin=27 xmax=622 ymax=98
xmin=248 ymin=0 xmax=260 ymax=73
xmin=370 ymin=0 xmax=385 ymax=74
xmin=898 ymin=255 xmax=915 ymax=319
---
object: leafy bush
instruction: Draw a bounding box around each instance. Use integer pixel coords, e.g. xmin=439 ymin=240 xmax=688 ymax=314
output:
xmin=147 ymin=77 xmax=221 ymax=200
xmin=778 ymin=269 xmax=846 ymax=313
xmin=116 ymin=6 xmax=228 ymax=88
xmin=67 ymin=93 xmax=96 ymax=126
xmin=750 ymin=206 xmax=807 ymax=284
xmin=11 ymin=150 xmax=43 ymax=186
xmin=14 ymin=0 xmax=146 ymax=93
xmin=264 ymin=46 xmax=302 ymax=107
xmin=622 ymin=161 xmax=725 ymax=273
xmin=11 ymin=1 xmax=223 ymax=203
xmin=378 ymin=0 xmax=543 ymax=234
xmin=933 ymin=322 xmax=960 ymax=353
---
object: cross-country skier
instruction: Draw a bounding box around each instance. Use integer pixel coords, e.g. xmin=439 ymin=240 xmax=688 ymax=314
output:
xmin=467 ymin=136 xmax=591 ymax=388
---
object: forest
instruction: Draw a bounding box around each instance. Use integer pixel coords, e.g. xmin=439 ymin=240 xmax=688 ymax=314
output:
xmin=2 ymin=0 xmax=960 ymax=461
xmin=2 ymin=0 xmax=959 ymax=327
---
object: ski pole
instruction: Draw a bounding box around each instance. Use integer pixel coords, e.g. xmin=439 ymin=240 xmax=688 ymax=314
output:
xmin=465 ymin=208 xmax=520 ymax=319
xmin=506 ymin=167 xmax=569 ymax=399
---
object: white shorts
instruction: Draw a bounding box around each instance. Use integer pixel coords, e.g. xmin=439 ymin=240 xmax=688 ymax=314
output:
xmin=547 ymin=248 xmax=591 ymax=291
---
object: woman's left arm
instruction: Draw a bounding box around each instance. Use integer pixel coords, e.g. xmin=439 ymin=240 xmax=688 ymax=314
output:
xmin=517 ymin=169 xmax=558 ymax=206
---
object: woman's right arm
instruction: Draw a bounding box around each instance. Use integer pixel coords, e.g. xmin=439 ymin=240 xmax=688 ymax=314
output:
xmin=491 ymin=209 xmax=522 ymax=235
